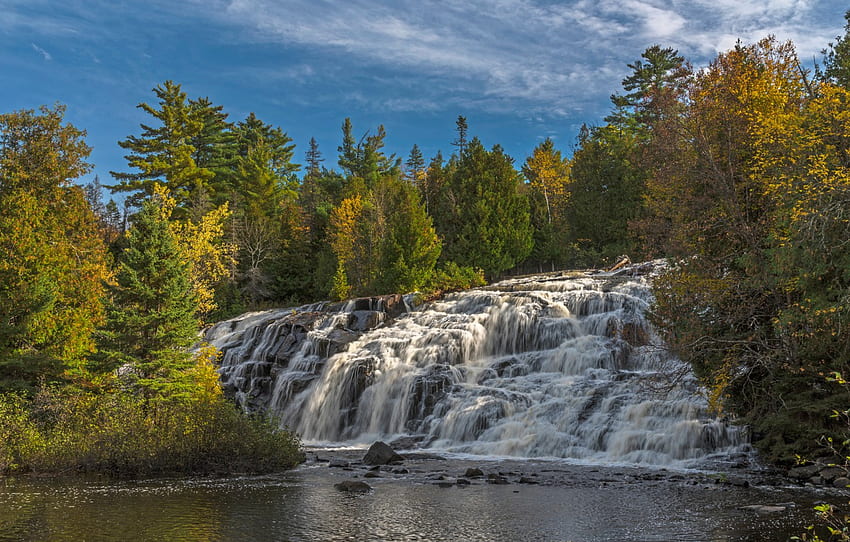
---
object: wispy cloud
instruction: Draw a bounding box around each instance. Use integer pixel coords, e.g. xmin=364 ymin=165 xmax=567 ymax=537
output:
xmin=215 ymin=0 xmax=843 ymax=119
xmin=31 ymin=42 xmax=52 ymax=61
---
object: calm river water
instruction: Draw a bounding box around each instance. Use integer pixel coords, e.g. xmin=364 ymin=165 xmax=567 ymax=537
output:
xmin=1 ymin=451 xmax=844 ymax=541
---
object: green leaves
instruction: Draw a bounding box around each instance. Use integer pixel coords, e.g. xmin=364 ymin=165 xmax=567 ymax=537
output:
xmin=0 ymin=107 xmax=108 ymax=393
xmin=435 ymin=138 xmax=532 ymax=278
xmin=102 ymin=198 xmax=199 ymax=401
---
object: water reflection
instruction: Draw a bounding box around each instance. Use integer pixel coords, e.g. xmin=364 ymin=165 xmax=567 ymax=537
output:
xmin=0 ymin=466 xmax=834 ymax=541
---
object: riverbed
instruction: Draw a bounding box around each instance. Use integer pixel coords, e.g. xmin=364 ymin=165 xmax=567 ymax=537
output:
xmin=1 ymin=448 xmax=845 ymax=541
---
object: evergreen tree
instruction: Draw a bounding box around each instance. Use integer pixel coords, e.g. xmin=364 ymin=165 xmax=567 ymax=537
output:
xmin=305 ymin=136 xmax=324 ymax=176
xmin=189 ymin=96 xmax=237 ymax=206
xmin=102 ymin=197 xmax=199 ymax=401
xmin=233 ymin=113 xmax=299 ymax=180
xmin=376 ymin=177 xmax=442 ymax=293
xmin=0 ymin=106 xmax=109 ymax=392
xmin=452 ymin=115 xmax=468 ymax=155
xmin=821 ymin=10 xmax=850 ymax=88
xmin=336 ymin=118 xmax=400 ymax=188
xmin=338 ymin=117 xmax=358 ymax=177
xmin=607 ymin=45 xmax=687 ymax=128
xmin=110 ymin=81 xmax=214 ymax=210
xmin=568 ymin=124 xmax=646 ymax=262
xmin=436 ymin=138 xmax=532 ymax=278
xmin=405 ymin=144 xmax=425 ymax=181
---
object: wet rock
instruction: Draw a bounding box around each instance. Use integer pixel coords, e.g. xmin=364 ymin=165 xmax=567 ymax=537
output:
xmin=486 ymin=473 xmax=509 ymax=485
xmin=401 ymin=452 xmax=446 ymax=461
xmin=819 ymin=466 xmax=846 ymax=483
xmin=788 ymin=465 xmax=820 ymax=480
xmin=364 ymin=471 xmax=381 ymax=479
xmin=363 ymin=441 xmax=405 ymax=465
xmin=726 ymin=477 xmax=750 ymax=488
xmin=464 ymin=468 xmax=484 ymax=478
xmin=328 ymin=459 xmax=350 ymax=468
xmin=435 ymin=481 xmax=455 ymax=488
xmin=456 ymin=478 xmax=471 ymax=486
xmin=392 ymin=468 xmax=409 ymax=474
xmin=833 ymin=477 xmax=850 ymax=489
xmin=738 ymin=505 xmax=786 ymax=515
xmin=389 ymin=435 xmax=425 ymax=450
xmin=334 ymin=480 xmax=372 ymax=493
xmin=519 ymin=476 xmax=539 ymax=485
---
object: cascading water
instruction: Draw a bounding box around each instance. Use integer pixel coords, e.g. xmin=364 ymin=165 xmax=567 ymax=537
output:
xmin=205 ymin=262 xmax=750 ymax=468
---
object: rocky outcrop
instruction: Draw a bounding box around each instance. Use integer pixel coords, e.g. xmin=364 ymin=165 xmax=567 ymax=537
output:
xmin=204 ymin=295 xmax=411 ymax=411
xmin=788 ymin=462 xmax=850 ymax=489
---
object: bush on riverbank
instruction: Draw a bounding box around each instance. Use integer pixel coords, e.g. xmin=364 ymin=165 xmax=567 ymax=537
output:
xmin=0 ymin=383 xmax=303 ymax=477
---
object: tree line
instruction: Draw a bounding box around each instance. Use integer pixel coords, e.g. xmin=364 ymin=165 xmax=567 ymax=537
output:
xmin=2 ymin=11 xmax=850 ymax=469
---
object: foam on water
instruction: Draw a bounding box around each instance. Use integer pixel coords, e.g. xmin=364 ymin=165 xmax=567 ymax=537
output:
xmin=205 ymin=262 xmax=750 ymax=468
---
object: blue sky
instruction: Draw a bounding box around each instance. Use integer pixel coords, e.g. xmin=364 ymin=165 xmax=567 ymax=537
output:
xmin=1 ymin=0 xmax=846 ymax=186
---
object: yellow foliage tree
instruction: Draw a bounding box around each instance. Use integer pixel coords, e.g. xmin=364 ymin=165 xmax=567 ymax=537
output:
xmin=151 ymin=184 xmax=236 ymax=319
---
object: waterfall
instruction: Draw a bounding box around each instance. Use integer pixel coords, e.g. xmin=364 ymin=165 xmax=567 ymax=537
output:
xmin=204 ymin=262 xmax=749 ymax=467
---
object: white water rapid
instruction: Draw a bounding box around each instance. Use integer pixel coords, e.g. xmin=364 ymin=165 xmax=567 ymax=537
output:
xmin=205 ymin=263 xmax=750 ymax=468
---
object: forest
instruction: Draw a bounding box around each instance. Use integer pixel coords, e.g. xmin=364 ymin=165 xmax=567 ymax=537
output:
xmin=1 ymin=13 xmax=850 ymax=474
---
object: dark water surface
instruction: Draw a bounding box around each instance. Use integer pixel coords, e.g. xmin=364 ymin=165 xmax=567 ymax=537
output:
xmin=1 ymin=453 xmax=845 ymax=542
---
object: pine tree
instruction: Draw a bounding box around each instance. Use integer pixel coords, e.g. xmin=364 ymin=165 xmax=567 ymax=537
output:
xmin=437 ymin=138 xmax=532 ymax=278
xmin=451 ymin=115 xmax=468 ymax=155
xmin=189 ymin=96 xmax=237 ymax=206
xmin=376 ymin=177 xmax=441 ymax=293
xmin=405 ymin=144 xmax=425 ymax=180
xmin=337 ymin=118 xmax=400 ymax=187
xmin=110 ymin=81 xmax=214 ymax=210
xmin=102 ymin=196 xmax=199 ymax=401
xmin=821 ymin=10 xmax=850 ymax=88
xmin=305 ymin=136 xmax=324 ymax=176
xmin=233 ymin=113 xmax=299 ymax=180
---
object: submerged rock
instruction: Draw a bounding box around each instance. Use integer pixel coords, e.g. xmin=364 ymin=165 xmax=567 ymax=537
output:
xmin=334 ymin=480 xmax=372 ymax=493
xmin=363 ymin=441 xmax=404 ymax=465
xmin=486 ymin=473 xmax=509 ymax=485
xmin=738 ymin=505 xmax=786 ymax=515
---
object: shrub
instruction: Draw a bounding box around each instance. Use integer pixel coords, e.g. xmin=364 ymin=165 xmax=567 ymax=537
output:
xmin=0 ymin=384 xmax=303 ymax=477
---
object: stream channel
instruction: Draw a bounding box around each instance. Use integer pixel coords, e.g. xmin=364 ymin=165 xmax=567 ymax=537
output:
xmin=3 ymin=262 xmax=847 ymax=540
xmin=0 ymin=448 xmax=845 ymax=541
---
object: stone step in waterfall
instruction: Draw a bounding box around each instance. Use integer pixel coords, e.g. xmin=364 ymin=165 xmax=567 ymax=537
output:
xmin=203 ymin=261 xmax=751 ymax=468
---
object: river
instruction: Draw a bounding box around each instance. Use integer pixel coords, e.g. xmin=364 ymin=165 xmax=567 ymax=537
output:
xmin=2 ymin=263 xmax=841 ymax=541
xmin=0 ymin=448 xmax=843 ymax=541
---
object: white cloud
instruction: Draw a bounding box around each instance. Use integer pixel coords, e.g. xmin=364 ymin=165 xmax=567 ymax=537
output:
xmin=31 ymin=42 xmax=52 ymax=61
xmin=213 ymin=0 xmax=843 ymax=120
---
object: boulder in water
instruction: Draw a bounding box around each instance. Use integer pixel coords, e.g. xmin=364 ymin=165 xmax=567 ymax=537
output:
xmin=464 ymin=467 xmax=484 ymax=478
xmin=362 ymin=441 xmax=404 ymax=465
xmin=334 ymin=480 xmax=372 ymax=493
xmin=486 ymin=473 xmax=509 ymax=485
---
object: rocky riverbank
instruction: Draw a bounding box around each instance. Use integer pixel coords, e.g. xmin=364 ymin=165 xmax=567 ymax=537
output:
xmin=788 ymin=462 xmax=850 ymax=489
xmin=312 ymin=441 xmax=848 ymax=501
